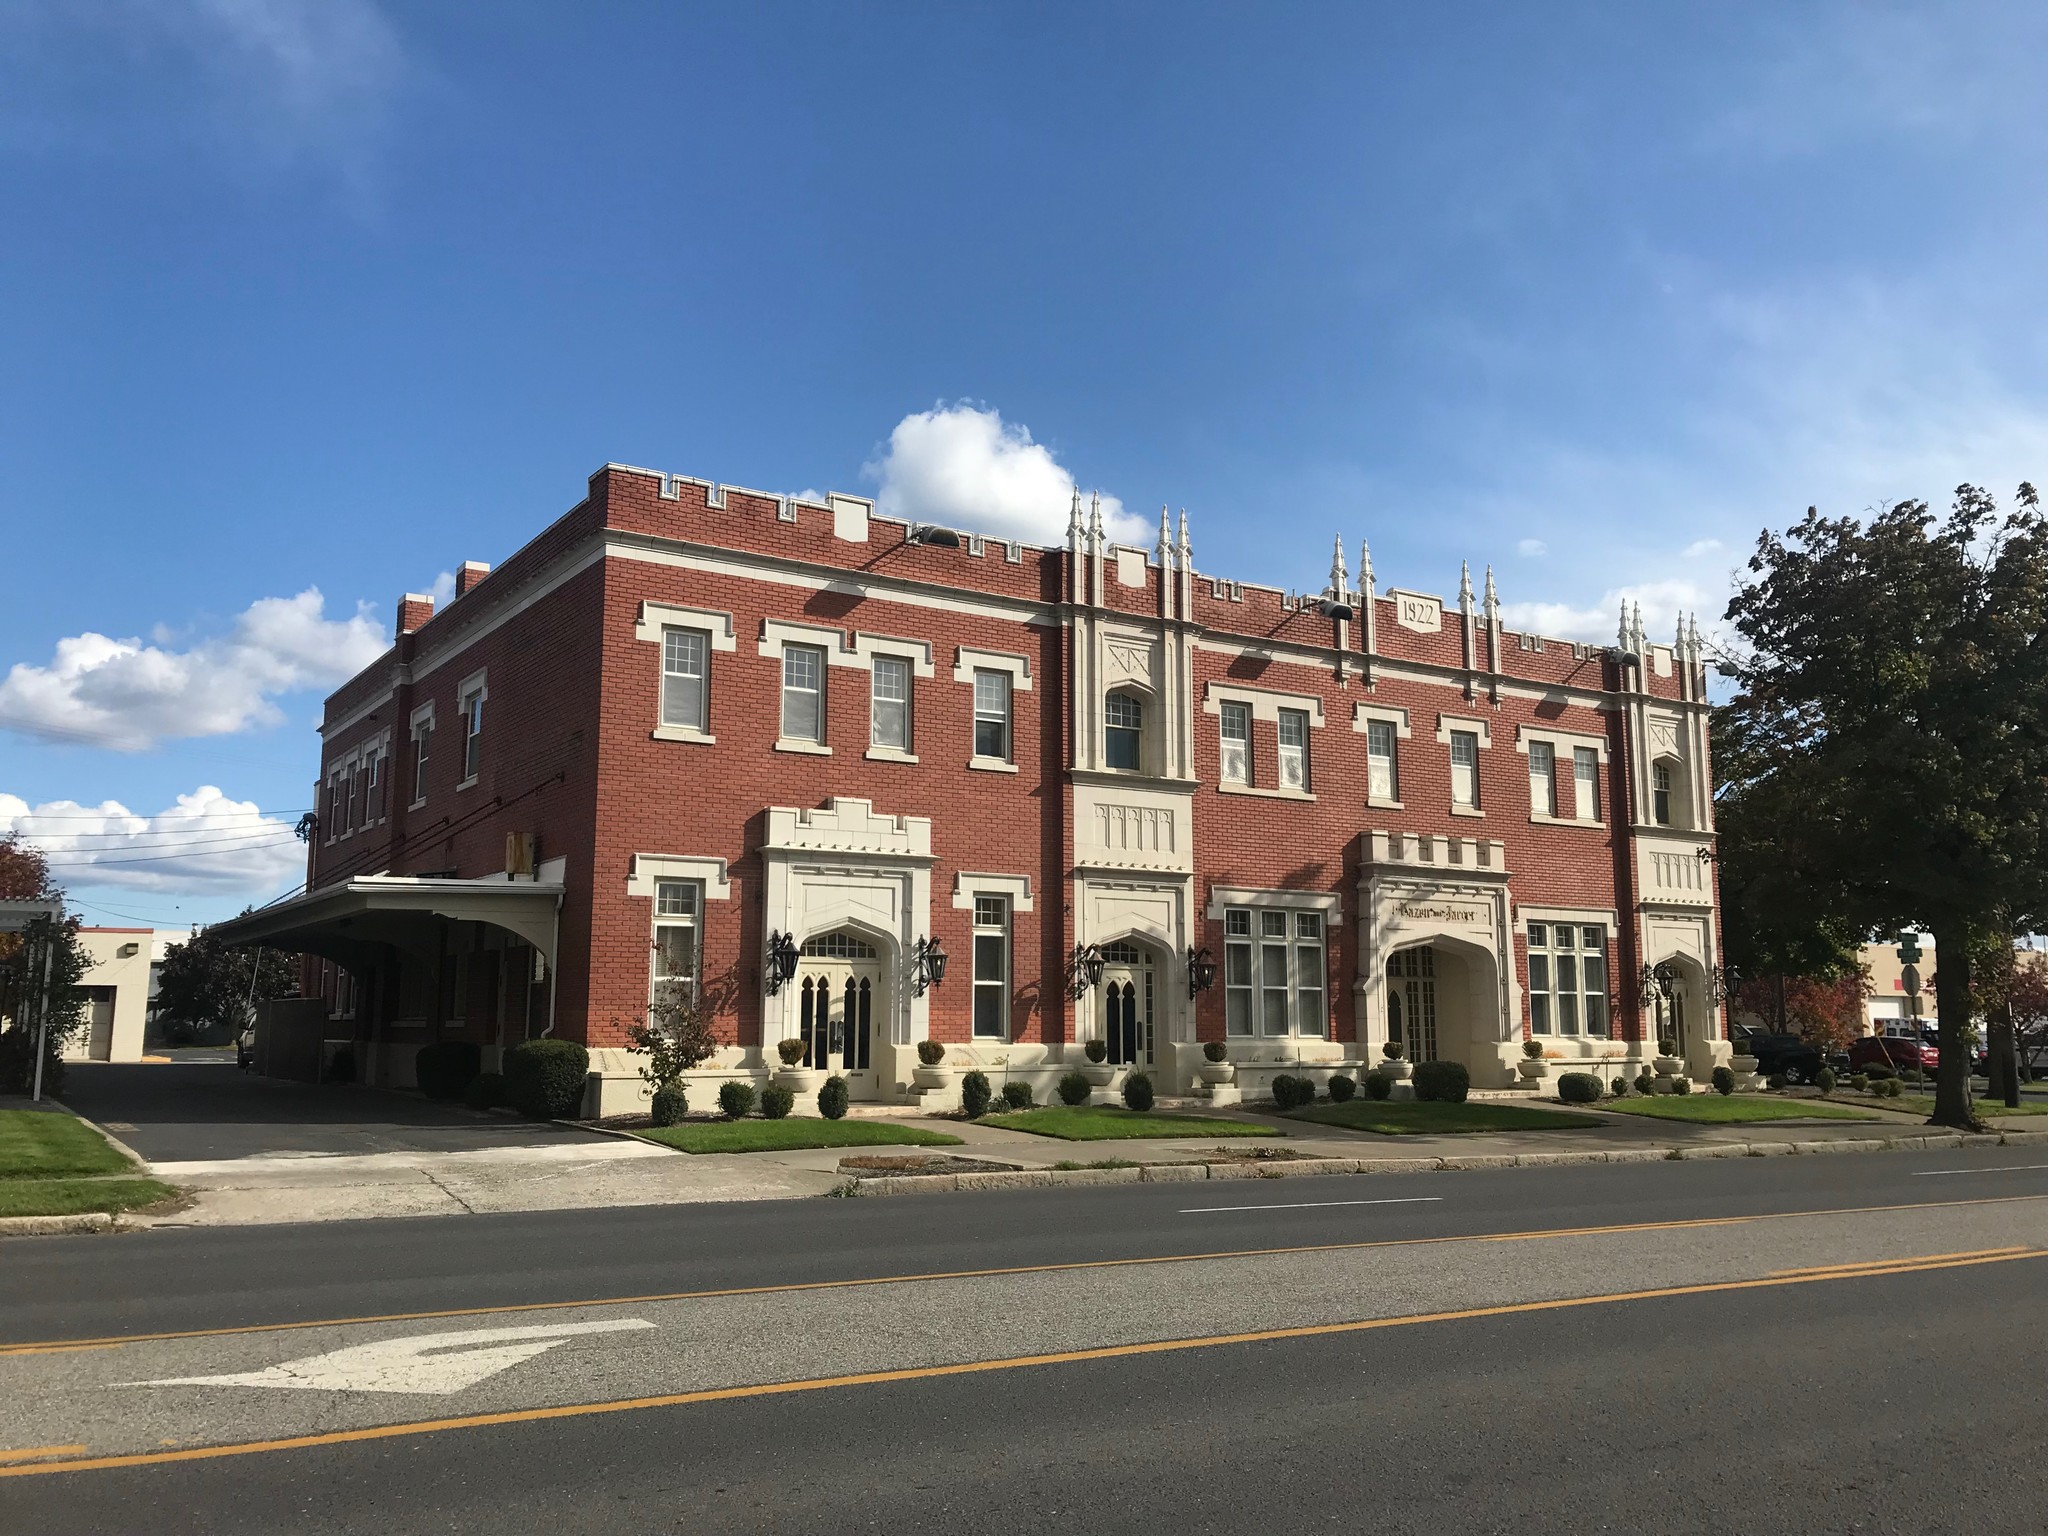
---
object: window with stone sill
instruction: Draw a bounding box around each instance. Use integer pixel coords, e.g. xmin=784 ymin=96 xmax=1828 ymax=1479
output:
xmin=972 ymin=895 xmax=1010 ymax=1039
xmin=871 ymin=655 xmax=912 ymax=752
xmin=1572 ymin=746 xmax=1599 ymax=821
xmin=1527 ymin=922 xmax=1608 ymax=1037
xmin=1105 ymin=690 xmax=1144 ymax=771
xmin=411 ymin=718 xmax=432 ymax=805
xmin=1366 ymin=718 xmax=1398 ymax=801
xmin=1223 ymin=907 xmax=1325 ymax=1037
xmin=1219 ymin=701 xmax=1250 ymax=785
xmin=661 ymin=627 xmax=710 ymax=732
xmin=1529 ymin=740 xmax=1557 ymax=817
xmin=973 ymin=668 xmax=1011 ymax=761
xmin=1450 ymin=729 xmax=1479 ymax=809
xmin=782 ymin=643 xmax=826 ymax=744
xmin=651 ymin=879 xmax=701 ymax=1009
xmin=1277 ymin=709 xmax=1310 ymax=791
xmin=460 ymin=686 xmax=485 ymax=781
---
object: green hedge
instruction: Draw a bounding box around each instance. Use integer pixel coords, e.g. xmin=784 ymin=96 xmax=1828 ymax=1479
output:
xmin=1556 ymin=1071 xmax=1603 ymax=1104
xmin=416 ymin=1040 xmax=481 ymax=1102
xmin=503 ymin=1038 xmax=590 ymax=1120
xmin=1412 ymin=1060 xmax=1470 ymax=1104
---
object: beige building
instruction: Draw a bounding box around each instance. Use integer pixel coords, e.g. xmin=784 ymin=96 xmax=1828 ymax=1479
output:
xmin=67 ymin=928 xmax=185 ymax=1063
xmin=1862 ymin=935 xmax=1933 ymax=1034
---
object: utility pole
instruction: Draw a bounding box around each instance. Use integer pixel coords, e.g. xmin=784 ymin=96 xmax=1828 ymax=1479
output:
xmin=29 ymin=925 xmax=56 ymax=1103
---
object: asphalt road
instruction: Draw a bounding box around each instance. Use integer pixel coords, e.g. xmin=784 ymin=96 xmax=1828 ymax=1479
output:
xmin=4 ymin=1144 xmax=2046 ymax=1531
xmin=59 ymin=1061 xmax=599 ymax=1162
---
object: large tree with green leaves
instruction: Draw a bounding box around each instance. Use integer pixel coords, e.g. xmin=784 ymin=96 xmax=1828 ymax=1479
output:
xmin=1721 ymin=484 xmax=2048 ymax=1128
xmin=155 ymin=920 xmax=298 ymax=1042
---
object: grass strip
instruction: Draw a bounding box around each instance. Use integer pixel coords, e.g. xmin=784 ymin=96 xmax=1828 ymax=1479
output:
xmin=979 ymin=1107 xmax=1276 ymax=1141
xmin=1595 ymin=1095 xmax=1881 ymax=1123
xmin=636 ymin=1120 xmax=962 ymax=1154
xmin=1287 ymin=1101 xmax=1605 ymax=1136
xmin=0 ymin=1178 xmax=175 ymax=1218
xmin=0 ymin=1110 xmax=132 ymax=1179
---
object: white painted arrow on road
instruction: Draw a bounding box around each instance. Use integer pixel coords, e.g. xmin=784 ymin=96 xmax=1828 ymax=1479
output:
xmin=123 ymin=1318 xmax=656 ymax=1396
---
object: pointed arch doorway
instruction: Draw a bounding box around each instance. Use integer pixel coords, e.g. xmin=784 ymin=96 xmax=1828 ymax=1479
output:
xmin=796 ymin=930 xmax=884 ymax=1097
xmin=1100 ymin=939 xmax=1157 ymax=1070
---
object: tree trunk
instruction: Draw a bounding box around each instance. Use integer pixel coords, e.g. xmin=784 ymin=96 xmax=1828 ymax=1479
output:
xmin=1929 ymin=921 xmax=1978 ymax=1129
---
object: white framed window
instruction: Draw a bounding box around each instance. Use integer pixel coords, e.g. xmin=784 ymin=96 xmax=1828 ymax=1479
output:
xmin=1366 ymin=718 xmax=1397 ymax=802
xmin=363 ymin=748 xmax=384 ymax=823
xmin=1105 ymin=691 xmax=1144 ymax=771
xmin=782 ymin=643 xmax=826 ymax=744
xmin=344 ymin=764 xmax=361 ymax=831
xmin=325 ymin=775 xmax=343 ymax=843
xmin=1219 ymin=701 xmax=1250 ymax=784
xmin=1653 ymin=761 xmax=1673 ymax=826
xmin=1278 ymin=709 xmax=1309 ymax=791
xmin=1450 ymin=730 xmax=1479 ymax=809
xmin=1529 ymin=740 xmax=1557 ymax=817
xmin=409 ymin=710 xmax=433 ymax=808
xmin=662 ymin=627 xmax=709 ymax=733
xmin=1527 ymin=922 xmax=1608 ymax=1037
xmin=870 ymin=655 xmax=911 ymax=751
xmin=972 ymin=895 xmax=1010 ymax=1039
xmin=651 ymin=879 xmax=701 ymax=1008
xmin=458 ymin=677 xmax=486 ymax=784
xmin=973 ymin=668 xmax=1011 ymax=761
xmin=1223 ymin=906 xmax=1325 ymax=1037
xmin=1573 ymin=746 xmax=1600 ymax=821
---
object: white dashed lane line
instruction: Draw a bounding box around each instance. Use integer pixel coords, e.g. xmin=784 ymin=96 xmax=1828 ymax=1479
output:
xmin=1180 ymin=1196 xmax=1445 ymax=1214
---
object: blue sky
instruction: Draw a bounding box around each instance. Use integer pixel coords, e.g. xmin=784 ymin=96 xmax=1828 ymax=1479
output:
xmin=2 ymin=0 xmax=2045 ymax=926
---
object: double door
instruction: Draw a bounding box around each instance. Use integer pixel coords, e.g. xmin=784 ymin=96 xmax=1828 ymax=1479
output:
xmin=1101 ymin=950 xmax=1155 ymax=1070
xmin=797 ymin=935 xmax=879 ymax=1090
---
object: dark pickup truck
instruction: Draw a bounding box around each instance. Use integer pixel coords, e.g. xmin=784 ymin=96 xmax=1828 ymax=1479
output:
xmin=1736 ymin=1030 xmax=1830 ymax=1083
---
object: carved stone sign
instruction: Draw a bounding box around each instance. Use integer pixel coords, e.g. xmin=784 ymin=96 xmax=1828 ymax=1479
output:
xmin=1395 ymin=900 xmax=1485 ymax=925
xmin=1390 ymin=591 xmax=1442 ymax=633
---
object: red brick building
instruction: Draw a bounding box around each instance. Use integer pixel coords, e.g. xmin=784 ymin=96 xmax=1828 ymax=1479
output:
xmin=217 ymin=461 xmax=1728 ymax=1112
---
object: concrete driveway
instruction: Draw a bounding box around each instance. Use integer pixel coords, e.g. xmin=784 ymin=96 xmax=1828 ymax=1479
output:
xmin=58 ymin=1061 xmax=601 ymax=1164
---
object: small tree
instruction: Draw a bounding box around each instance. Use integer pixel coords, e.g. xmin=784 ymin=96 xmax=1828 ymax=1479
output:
xmin=0 ymin=914 xmax=89 ymax=1096
xmin=625 ymin=994 xmax=720 ymax=1097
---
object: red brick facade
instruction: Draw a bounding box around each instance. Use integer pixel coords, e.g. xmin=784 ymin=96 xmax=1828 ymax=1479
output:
xmin=299 ymin=462 xmax=1727 ymax=1106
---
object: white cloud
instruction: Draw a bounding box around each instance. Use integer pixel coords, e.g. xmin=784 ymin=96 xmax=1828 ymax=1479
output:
xmin=1501 ymin=577 xmax=1724 ymax=650
xmin=0 ymin=588 xmax=388 ymax=751
xmin=1516 ymin=538 xmax=1547 ymax=558
xmin=0 ymin=786 xmax=305 ymax=896
xmin=863 ymin=403 xmax=1146 ymax=546
xmin=425 ymin=569 xmax=457 ymax=608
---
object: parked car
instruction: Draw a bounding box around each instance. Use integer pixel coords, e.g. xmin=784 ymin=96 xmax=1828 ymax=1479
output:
xmin=1848 ymin=1032 xmax=1940 ymax=1075
xmin=1742 ymin=1031 xmax=1828 ymax=1083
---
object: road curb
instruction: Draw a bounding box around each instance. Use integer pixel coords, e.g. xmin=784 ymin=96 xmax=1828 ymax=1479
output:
xmin=0 ymin=1213 xmax=115 ymax=1238
xmin=839 ymin=1128 xmax=2008 ymax=1196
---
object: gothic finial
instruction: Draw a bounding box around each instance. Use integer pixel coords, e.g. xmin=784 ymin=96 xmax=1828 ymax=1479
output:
xmin=1459 ymin=560 xmax=1474 ymax=611
xmin=1618 ymin=602 xmax=1631 ymax=650
xmin=1483 ymin=564 xmax=1499 ymax=617
xmin=1068 ymin=486 xmax=1083 ymax=540
xmin=1157 ymin=504 xmax=1171 ymax=562
xmin=1357 ymin=536 xmax=1373 ymax=592
xmin=1177 ymin=509 xmax=1191 ymax=563
xmin=1630 ymin=602 xmax=1645 ymax=650
xmin=1330 ymin=534 xmax=1348 ymax=596
xmin=1089 ymin=491 xmax=1103 ymax=541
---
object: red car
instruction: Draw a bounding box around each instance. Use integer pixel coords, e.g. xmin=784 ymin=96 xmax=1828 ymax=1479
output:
xmin=1848 ymin=1032 xmax=1940 ymax=1074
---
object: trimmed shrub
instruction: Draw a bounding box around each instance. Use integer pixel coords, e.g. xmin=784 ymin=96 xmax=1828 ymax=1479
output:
xmin=1363 ymin=1070 xmax=1393 ymax=1101
xmin=324 ymin=1045 xmax=356 ymax=1085
xmin=416 ymin=1040 xmax=482 ymax=1102
xmin=776 ymin=1037 xmax=808 ymax=1067
xmin=1611 ymin=1075 xmax=1630 ymax=1098
xmin=1328 ymin=1073 xmax=1357 ymax=1103
xmin=1814 ymin=1066 xmax=1836 ymax=1095
xmin=504 ymin=1038 xmax=590 ymax=1120
xmin=1558 ymin=1071 xmax=1603 ymax=1105
xmin=1766 ymin=1071 xmax=1789 ymax=1090
xmin=759 ymin=1083 xmax=794 ymax=1119
xmin=1711 ymin=1065 xmax=1736 ymax=1097
xmin=1672 ymin=1076 xmax=1693 ymax=1095
xmin=1083 ymin=1039 xmax=1108 ymax=1064
xmin=718 ymin=1080 xmax=757 ymax=1120
xmin=1522 ymin=1038 xmax=1546 ymax=1060
xmin=916 ymin=1039 xmax=946 ymax=1066
xmin=650 ymin=1084 xmax=687 ymax=1126
xmin=961 ymin=1070 xmax=993 ymax=1118
xmin=464 ymin=1070 xmax=505 ymax=1111
xmin=818 ymin=1075 xmax=850 ymax=1119
xmin=1863 ymin=1061 xmax=1897 ymax=1080
xmin=1001 ymin=1081 xmax=1034 ymax=1110
xmin=1122 ymin=1071 xmax=1155 ymax=1111
xmin=1381 ymin=1039 xmax=1405 ymax=1061
xmin=1657 ymin=1036 xmax=1679 ymax=1057
xmin=1635 ymin=1071 xmax=1657 ymax=1095
xmin=1057 ymin=1070 xmax=1092 ymax=1106
xmin=1270 ymin=1073 xmax=1305 ymax=1110
xmin=1884 ymin=1076 xmax=1904 ymax=1098
xmin=1413 ymin=1060 xmax=1471 ymax=1104
xmin=1203 ymin=1039 xmax=1229 ymax=1063
xmin=1850 ymin=1073 xmax=1869 ymax=1092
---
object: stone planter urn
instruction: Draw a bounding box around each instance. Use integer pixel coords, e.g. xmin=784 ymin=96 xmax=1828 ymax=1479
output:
xmin=1196 ymin=1060 xmax=1236 ymax=1088
xmin=776 ymin=1066 xmax=823 ymax=1096
xmin=1517 ymin=1058 xmax=1551 ymax=1082
xmin=1078 ymin=1048 xmax=1116 ymax=1088
xmin=1381 ymin=1058 xmax=1412 ymax=1082
xmin=911 ymin=1063 xmax=952 ymax=1091
xmin=1653 ymin=1056 xmax=1684 ymax=1078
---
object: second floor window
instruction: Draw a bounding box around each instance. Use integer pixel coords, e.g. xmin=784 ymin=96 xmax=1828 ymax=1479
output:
xmin=1366 ymin=719 xmax=1397 ymax=801
xmin=1450 ymin=730 xmax=1479 ymax=808
xmin=782 ymin=644 xmax=825 ymax=743
xmin=1105 ymin=691 xmax=1143 ymax=771
xmin=364 ymin=750 xmax=384 ymax=822
xmin=1219 ymin=702 xmax=1250 ymax=784
xmin=460 ymin=688 xmax=485 ymax=781
xmin=662 ymin=628 xmax=709 ymax=732
xmin=1573 ymin=747 xmax=1599 ymax=820
xmin=973 ymin=669 xmax=1011 ymax=760
xmin=1653 ymin=761 xmax=1674 ymax=825
xmin=411 ymin=722 xmax=431 ymax=804
xmin=871 ymin=656 xmax=911 ymax=751
xmin=1529 ymin=741 xmax=1557 ymax=817
xmin=1278 ymin=709 xmax=1309 ymax=791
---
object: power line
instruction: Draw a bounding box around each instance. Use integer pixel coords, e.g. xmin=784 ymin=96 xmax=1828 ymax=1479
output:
xmin=40 ymin=837 xmax=302 ymax=869
xmin=12 ymin=825 xmax=303 ymax=847
xmin=34 ymin=831 xmax=303 ymax=857
xmin=0 ymin=807 xmax=311 ymax=821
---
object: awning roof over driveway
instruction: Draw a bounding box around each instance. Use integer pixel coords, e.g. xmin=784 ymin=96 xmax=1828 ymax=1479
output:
xmin=208 ymin=875 xmax=563 ymax=966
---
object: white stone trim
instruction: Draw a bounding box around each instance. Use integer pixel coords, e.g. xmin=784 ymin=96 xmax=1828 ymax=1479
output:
xmin=1205 ymin=885 xmax=1343 ymax=920
xmin=1529 ymin=811 xmax=1605 ymax=830
xmin=954 ymin=647 xmax=1032 ymax=689
xmin=952 ymin=872 xmax=1035 ymax=913
xmin=1203 ymin=682 xmax=1326 ymax=727
xmin=627 ymin=854 xmax=733 ymax=901
xmin=758 ymin=618 xmax=865 ymax=668
xmin=1514 ymin=723 xmax=1607 ymax=761
xmin=1352 ymin=702 xmax=1411 ymax=738
xmin=1218 ymin=783 xmax=1316 ymax=802
xmin=864 ymin=746 xmax=920 ymax=764
xmin=652 ymin=724 xmax=716 ymax=746
xmin=1435 ymin=713 xmax=1493 ymax=748
xmin=967 ymin=756 xmax=1020 ymax=774
xmin=851 ymin=631 xmax=936 ymax=678
xmin=633 ymin=601 xmax=737 ymax=649
xmin=774 ymin=739 xmax=833 ymax=756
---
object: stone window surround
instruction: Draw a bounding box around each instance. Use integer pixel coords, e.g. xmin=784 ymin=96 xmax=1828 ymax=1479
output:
xmin=1437 ymin=712 xmax=1492 ymax=819
xmin=1354 ymin=703 xmax=1413 ymax=810
xmin=1210 ymin=887 xmax=1341 ymax=1039
xmin=1516 ymin=724 xmax=1607 ymax=829
xmin=626 ymin=854 xmax=734 ymax=902
xmin=759 ymin=620 xmax=935 ymax=758
xmin=635 ymin=601 xmax=738 ymax=747
xmin=1204 ymin=885 xmax=1343 ymax=922
xmin=407 ymin=701 xmax=434 ymax=811
xmin=324 ymin=726 xmax=393 ymax=842
xmin=950 ymin=872 xmax=1035 ymax=912
xmin=957 ymin=648 xmax=1031 ymax=773
xmin=1206 ymin=684 xmax=1324 ymax=801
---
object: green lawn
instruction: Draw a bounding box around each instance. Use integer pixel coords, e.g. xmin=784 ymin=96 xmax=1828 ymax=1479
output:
xmin=636 ymin=1119 xmax=963 ymax=1154
xmin=0 ymin=1109 xmax=132 ymax=1178
xmin=1597 ymin=1095 xmax=1882 ymax=1123
xmin=980 ymin=1107 xmax=1277 ymax=1141
xmin=1889 ymin=1095 xmax=2048 ymax=1119
xmin=1287 ymin=1101 xmax=1605 ymax=1136
xmin=0 ymin=1177 xmax=177 ymax=1218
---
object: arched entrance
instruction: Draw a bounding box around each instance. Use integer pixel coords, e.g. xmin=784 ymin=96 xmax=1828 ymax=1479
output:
xmin=796 ymin=929 xmax=884 ymax=1096
xmin=1385 ymin=945 xmax=1439 ymax=1062
xmin=1099 ymin=938 xmax=1157 ymax=1070
xmin=1383 ymin=937 xmax=1502 ymax=1073
xmin=1648 ymin=953 xmax=1708 ymax=1067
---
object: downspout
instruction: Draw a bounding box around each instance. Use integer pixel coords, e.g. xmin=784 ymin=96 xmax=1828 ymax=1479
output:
xmin=542 ymin=891 xmax=561 ymax=1036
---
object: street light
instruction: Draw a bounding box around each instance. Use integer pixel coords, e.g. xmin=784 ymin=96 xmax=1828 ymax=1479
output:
xmin=1068 ymin=944 xmax=1105 ymax=998
xmin=1186 ymin=946 xmax=1218 ymax=997
xmin=912 ymin=936 xmax=949 ymax=996
xmin=763 ymin=930 xmax=800 ymax=995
